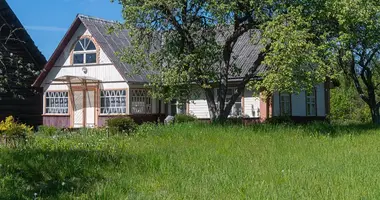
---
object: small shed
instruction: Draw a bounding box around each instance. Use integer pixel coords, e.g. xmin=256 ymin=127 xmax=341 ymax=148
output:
xmin=0 ymin=0 xmax=47 ymax=126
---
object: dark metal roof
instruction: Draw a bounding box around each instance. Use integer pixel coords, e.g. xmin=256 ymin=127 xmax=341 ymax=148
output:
xmin=0 ymin=0 xmax=46 ymax=71
xmin=79 ymin=15 xmax=266 ymax=82
xmin=33 ymin=14 xmax=265 ymax=86
xmin=79 ymin=15 xmax=150 ymax=83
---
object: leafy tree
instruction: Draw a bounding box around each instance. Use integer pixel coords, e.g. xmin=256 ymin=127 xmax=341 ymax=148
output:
xmin=326 ymin=0 xmax=380 ymax=124
xmin=0 ymin=25 xmax=40 ymax=99
xmin=113 ymin=0 xmax=331 ymax=122
xmin=330 ymin=76 xmax=371 ymax=123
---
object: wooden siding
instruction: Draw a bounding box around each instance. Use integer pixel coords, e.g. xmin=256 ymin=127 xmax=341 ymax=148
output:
xmin=54 ymin=24 xmax=111 ymax=67
xmin=243 ymin=90 xmax=260 ymax=118
xmin=0 ymin=92 xmax=43 ymax=127
xmin=272 ymin=83 xmax=326 ymax=117
xmin=43 ymin=116 xmax=70 ymax=128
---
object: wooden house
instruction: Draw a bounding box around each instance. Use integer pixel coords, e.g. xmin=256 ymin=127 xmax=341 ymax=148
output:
xmin=33 ymin=15 xmax=330 ymax=128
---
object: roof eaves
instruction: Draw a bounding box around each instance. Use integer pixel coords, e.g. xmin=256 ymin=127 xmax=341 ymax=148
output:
xmin=32 ymin=16 xmax=82 ymax=87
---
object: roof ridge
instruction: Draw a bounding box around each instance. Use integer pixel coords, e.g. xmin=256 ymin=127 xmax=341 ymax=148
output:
xmin=77 ymin=14 xmax=118 ymax=24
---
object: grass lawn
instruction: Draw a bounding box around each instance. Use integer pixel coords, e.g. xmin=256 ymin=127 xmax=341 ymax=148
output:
xmin=1 ymin=123 xmax=380 ymax=199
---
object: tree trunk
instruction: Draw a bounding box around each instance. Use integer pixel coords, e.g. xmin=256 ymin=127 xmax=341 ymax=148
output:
xmin=204 ymin=88 xmax=218 ymax=121
xmin=370 ymin=106 xmax=380 ymax=124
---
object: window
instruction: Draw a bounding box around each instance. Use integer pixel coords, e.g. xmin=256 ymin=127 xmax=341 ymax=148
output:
xmin=217 ymin=88 xmax=242 ymax=117
xmin=100 ymin=90 xmax=127 ymax=114
xmin=280 ymin=93 xmax=291 ymax=116
xmin=131 ymin=89 xmax=152 ymax=114
xmin=306 ymin=89 xmax=317 ymax=116
xmin=73 ymin=38 xmax=97 ymax=64
xmin=170 ymin=99 xmax=186 ymax=116
xmin=45 ymin=92 xmax=69 ymax=114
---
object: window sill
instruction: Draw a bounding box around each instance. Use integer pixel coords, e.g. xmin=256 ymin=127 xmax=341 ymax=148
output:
xmin=42 ymin=114 xmax=70 ymax=117
xmin=99 ymin=114 xmax=128 ymax=116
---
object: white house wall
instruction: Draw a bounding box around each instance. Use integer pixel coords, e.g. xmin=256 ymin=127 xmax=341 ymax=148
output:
xmin=243 ymin=90 xmax=260 ymax=118
xmin=188 ymin=90 xmax=210 ymax=119
xmin=43 ymin=65 xmax=128 ymax=91
xmin=42 ymin=23 xmax=128 ymax=92
xmin=54 ymin=24 xmax=112 ymax=67
xmin=272 ymin=84 xmax=326 ymax=117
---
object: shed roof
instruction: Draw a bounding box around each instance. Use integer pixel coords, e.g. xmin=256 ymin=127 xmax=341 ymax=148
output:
xmin=0 ymin=0 xmax=46 ymax=72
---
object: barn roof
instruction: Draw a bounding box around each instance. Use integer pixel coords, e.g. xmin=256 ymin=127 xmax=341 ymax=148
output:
xmin=0 ymin=0 xmax=46 ymax=72
xmin=33 ymin=14 xmax=266 ymax=87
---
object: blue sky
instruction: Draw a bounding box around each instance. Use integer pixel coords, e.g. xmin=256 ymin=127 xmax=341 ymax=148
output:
xmin=7 ymin=0 xmax=124 ymax=59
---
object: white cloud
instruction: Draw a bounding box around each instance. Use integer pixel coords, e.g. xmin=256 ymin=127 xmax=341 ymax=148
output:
xmin=24 ymin=26 xmax=67 ymax=32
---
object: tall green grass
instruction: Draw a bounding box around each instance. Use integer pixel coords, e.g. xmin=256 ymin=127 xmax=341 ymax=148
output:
xmin=1 ymin=123 xmax=380 ymax=199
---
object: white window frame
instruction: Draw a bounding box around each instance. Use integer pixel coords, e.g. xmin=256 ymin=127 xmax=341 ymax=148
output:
xmin=130 ymin=89 xmax=152 ymax=114
xmin=73 ymin=38 xmax=97 ymax=65
xmin=45 ymin=91 xmax=69 ymax=114
xmin=280 ymin=93 xmax=291 ymax=116
xmin=306 ymin=89 xmax=317 ymax=116
xmin=170 ymin=99 xmax=186 ymax=116
xmin=100 ymin=90 xmax=127 ymax=115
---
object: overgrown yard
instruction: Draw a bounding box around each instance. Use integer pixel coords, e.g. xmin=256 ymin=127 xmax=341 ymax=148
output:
xmin=1 ymin=123 xmax=380 ymax=199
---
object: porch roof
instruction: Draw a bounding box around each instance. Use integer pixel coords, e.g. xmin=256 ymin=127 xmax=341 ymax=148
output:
xmin=53 ymin=75 xmax=100 ymax=84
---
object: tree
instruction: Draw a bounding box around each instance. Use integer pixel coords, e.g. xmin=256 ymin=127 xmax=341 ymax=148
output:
xmin=113 ymin=0 xmax=331 ymax=122
xmin=330 ymin=79 xmax=371 ymax=124
xmin=0 ymin=24 xmax=40 ymax=99
xmin=327 ymin=0 xmax=380 ymax=124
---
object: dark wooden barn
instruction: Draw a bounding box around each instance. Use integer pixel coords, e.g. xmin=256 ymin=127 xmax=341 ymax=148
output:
xmin=0 ymin=0 xmax=46 ymax=126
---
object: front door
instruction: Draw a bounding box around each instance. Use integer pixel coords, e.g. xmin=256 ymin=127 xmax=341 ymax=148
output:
xmin=72 ymin=89 xmax=96 ymax=128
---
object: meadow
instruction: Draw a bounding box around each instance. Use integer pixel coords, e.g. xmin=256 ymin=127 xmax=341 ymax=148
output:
xmin=1 ymin=123 xmax=380 ymax=199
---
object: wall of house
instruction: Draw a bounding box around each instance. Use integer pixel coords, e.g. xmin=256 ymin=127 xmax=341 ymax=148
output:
xmin=188 ymin=91 xmax=210 ymax=119
xmin=243 ymin=90 xmax=260 ymax=118
xmin=272 ymin=83 xmax=326 ymax=117
xmin=42 ymin=24 xmax=128 ymax=93
xmin=187 ymin=88 xmax=260 ymax=119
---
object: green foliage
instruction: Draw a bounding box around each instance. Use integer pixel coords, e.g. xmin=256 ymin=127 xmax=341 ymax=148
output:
xmin=38 ymin=125 xmax=59 ymax=136
xmin=106 ymin=117 xmax=137 ymax=135
xmin=0 ymin=116 xmax=33 ymax=138
xmin=174 ymin=114 xmax=197 ymax=123
xmin=330 ymin=80 xmax=371 ymax=124
xmin=325 ymin=0 xmax=380 ymax=123
xmin=1 ymin=123 xmax=380 ymax=199
xmin=256 ymin=6 xmax=333 ymax=93
xmin=265 ymin=116 xmax=294 ymax=124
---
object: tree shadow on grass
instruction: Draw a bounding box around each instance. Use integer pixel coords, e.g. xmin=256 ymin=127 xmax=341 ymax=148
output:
xmin=0 ymin=148 xmax=129 ymax=199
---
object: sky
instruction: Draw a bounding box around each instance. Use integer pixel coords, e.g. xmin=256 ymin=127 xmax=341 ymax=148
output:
xmin=7 ymin=0 xmax=124 ymax=59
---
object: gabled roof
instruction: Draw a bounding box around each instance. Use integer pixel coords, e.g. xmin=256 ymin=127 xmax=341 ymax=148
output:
xmin=33 ymin=14 xmax=266 ymax=87
xmin=33 ymin=14 xmax=150 ymax=87
xmin=0 ymin=0 xmax=46 ymax=72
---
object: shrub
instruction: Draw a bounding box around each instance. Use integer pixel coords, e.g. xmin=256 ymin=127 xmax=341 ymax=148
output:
xmin=106 ymin=117 xmax=137 ymax=135
xmin=135 ymin=122 xmax=158 ymax=137
xmin=175 ymin=114 xmax=197 ymax=123
xmin=265 ymin=116 xmax=293 ymax=124
xmin=38 ymin=125 xmax=58 ymax=136
xmin=0 ymin=116 xmax=33 ymax=138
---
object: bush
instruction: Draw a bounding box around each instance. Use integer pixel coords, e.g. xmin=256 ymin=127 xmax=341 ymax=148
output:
xmin=265 ymin=116 xmax=293 ymax=124
xmin=38 ymin=125 xmax=58 ymax=136
xmin=0 ymin=116 xmax=33 ymax=138
xmin=106 ymin=117 xmax=137 ymax=135
xmin=175 ymin=114 xmax=197 ymax=123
